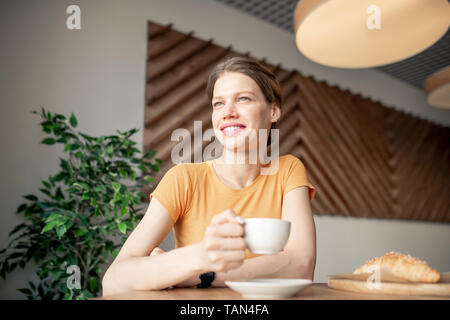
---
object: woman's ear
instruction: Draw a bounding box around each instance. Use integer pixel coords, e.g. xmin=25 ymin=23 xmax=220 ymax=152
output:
xmin=271 ymin=103 xmax=281 ymax=123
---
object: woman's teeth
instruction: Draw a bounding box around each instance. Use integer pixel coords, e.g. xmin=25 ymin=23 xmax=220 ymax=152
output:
xmin=223 ymin=126 xmax=244 ymax=131
xmin=222 ymin=126 xmax=246 ymax=135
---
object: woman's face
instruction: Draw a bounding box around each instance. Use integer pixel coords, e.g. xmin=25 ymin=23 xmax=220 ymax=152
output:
xmin=211 ymin=71 xmax=279 ymax=152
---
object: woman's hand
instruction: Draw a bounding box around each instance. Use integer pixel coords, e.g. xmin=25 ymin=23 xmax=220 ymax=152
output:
xmin=198 ymin=209 xmax=247 ymax=273
xmin=149 ymin=247 xmax=165 ymax=256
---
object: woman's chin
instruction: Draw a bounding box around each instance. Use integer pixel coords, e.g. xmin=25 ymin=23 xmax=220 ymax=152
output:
xmin=222 ymin=142 xmax=246 ymax=153
xmin=216 ymin=128 xmax=263 ymax=154
xmin=222 ymin=139 xmax=262 ymax=154
xmin=221 ymin=133 xmax=247 ymax=148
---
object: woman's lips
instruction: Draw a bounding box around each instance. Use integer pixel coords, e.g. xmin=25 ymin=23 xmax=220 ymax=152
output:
xmin=221 ymin=126 xmax=247 ymax=137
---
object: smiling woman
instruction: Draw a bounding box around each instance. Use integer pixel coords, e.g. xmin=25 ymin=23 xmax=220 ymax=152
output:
xmin=101 ymin=56 xmax=317 ymax=296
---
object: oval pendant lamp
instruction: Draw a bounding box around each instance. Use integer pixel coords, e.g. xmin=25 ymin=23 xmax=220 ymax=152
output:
xmin=424 ymin=66 xmax=450 ymax=109
xmin=294 ymin=0 xmax=450 ymax=68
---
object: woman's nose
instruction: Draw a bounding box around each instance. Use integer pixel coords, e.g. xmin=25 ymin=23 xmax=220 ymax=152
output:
xmin=222 ymin=101 xmax=238 ymax=118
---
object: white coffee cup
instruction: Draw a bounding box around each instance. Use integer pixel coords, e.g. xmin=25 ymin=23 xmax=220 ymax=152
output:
xmin=243 ymin=218 xmax=291 ymax=255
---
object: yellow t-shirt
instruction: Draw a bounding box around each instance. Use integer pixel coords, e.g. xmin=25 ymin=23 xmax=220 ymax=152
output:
xmin=149 ymin=154 xmax=315 ymax=259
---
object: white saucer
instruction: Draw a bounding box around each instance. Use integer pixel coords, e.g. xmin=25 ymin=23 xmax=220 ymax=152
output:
xmin=225 ymin=279 xmax=312 ymax=299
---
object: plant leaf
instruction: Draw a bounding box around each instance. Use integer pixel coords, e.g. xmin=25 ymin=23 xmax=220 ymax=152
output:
xmin=89 ymin=278 xmax=99 ymax=292
xmin=111 ymin=182 xmax=121 ymax=192
xmin=28 ymin=281 xmax=36 ymax=291
xmin=64 ymin=143 xmax=73 ymax=152
xmin=130 ymin=169 xmax=137 ymax=181
xmin=41 ymin=138 xmax=56 ymax=145
xmin=75 ymin=227 xmax=89 ymax=237
xmin=16 ymin=203 xmax=27 ymax=214
xmin=23 ymin=195 xmax=38 ymax=202
xmin=144 ymin=150 xmax=155 ymax=159
xmin=53 ymin=114 xmax=66 ymax=121
xmin=69 ymin=113 xmax=78 ymax=128
xmin=120 ymin=206 xmax=128 ymax=216
xmin=18 ymin=288 xmax=32 ymax=296
xmin=73 ymin=182 xmax=90 ymax=190
xmin=56 ymin=225 xmax=67 ymax=239
xmin=119 ymin=169 xmax=128 ymax=178
xmin=41 ymin=180 xmax=52 ymax=189
xmin=41 ymin=220 xmax=57 ymax=233
xmin=117 ymin=222 xmax=127 ymax=234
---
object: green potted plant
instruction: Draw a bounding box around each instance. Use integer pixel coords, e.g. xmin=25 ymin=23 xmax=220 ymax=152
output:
xmin=0 ymin=107 xmax=161 ymax=299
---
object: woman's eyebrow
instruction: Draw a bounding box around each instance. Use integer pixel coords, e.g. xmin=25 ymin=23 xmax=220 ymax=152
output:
xmin=237 ymin=91 xmax=255 ymax=96
xmin=213 ymin=91 xmax=255 ymax=99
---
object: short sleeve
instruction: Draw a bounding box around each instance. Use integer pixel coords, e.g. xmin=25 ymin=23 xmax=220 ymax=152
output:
xmin=283 ymin=156 xmax=316 ymax=200
xmin=149 ymin=164 xmax=192 ymax=222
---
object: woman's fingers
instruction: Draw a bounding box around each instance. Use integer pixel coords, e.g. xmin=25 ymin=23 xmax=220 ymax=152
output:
xmin=203 ymin=235 xmax=246 ymax=272
xmin=205 ymin=236 xmax=247 ymax=251
xmin=201 ymin=209 xmax=246 ymax=272
xmin=210 ymin=209 xmax=243 ymax=225
xmin=207 ymin=209 xmax=245 ymax=238
xmin=207 ymin=250 xmax=246 ymax=263
xmin=206 ymin=222 xmax=244 ymax=238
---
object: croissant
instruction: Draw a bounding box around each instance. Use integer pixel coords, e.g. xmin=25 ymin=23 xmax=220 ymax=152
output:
xmin=353 ymin=251 xmax=441 ymax=283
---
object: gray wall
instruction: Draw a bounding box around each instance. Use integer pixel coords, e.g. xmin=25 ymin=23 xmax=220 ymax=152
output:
xmin=1 ymin=0 xmax=449 ymax=299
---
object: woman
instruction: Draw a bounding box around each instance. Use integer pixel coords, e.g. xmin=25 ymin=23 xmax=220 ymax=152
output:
xmin=102 ymin=56 xmax=316 ymax=295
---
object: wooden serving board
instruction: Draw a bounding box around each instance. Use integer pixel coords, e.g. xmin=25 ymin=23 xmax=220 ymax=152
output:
xmin=328 ymin=272 xmax=450 ymax=297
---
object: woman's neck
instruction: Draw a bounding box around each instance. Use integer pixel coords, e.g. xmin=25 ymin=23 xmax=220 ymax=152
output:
xmin=212 ymin=149 xmax=262 ymax=189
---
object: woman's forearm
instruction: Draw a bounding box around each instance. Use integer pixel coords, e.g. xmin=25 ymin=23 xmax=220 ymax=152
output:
xmin=102 ymin=242 xmax=206 ymax=296
xmin=213 ymin=251 xmax=315 ymax=287
xmin=137 ymin=250 xmax=315 ymax=290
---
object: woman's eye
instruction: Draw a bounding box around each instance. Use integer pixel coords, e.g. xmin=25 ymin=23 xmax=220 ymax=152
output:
xmin=213 ymin=102 xmax=223 ymax=107
xmin=239 ymin=97 xmax=250 ymax=102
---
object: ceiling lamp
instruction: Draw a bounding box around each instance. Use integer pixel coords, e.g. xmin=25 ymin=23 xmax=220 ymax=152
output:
xmin=294 ymin=0 xmax=450 ymax=68
xmin=424 ymin=66 xmax=450 ymax=109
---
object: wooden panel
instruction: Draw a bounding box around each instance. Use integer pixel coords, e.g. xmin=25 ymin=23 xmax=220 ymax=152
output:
xmin=143 ymin=21 xmax=450 ymax=223
xmin=386 ymin=110 xmax=450 ymax=222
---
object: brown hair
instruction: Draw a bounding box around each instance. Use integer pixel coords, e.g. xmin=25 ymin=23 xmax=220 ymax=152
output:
xmin=206 ymin=56 xmax=282 ymax=145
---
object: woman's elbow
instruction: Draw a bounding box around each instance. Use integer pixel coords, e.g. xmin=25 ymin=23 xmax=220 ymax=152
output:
xmin=291 ymin=257 xmax=315 ymax=280
xmin=101 ymin=265 xmax=129 ymax=297
xmin=101 ymin=269 xmax=117 ymax=297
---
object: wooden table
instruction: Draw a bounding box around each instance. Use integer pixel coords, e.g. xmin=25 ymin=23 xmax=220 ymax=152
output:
xmin=96 ymin=283 xmax=448 ymax=300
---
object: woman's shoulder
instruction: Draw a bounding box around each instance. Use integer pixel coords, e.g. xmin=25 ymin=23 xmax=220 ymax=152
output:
xmin=159 ymin=162 xmax=207 ymax=192
xmin=258 ymin=154 xmax=303 ymax=176
xmin=167 ymin=161 xmax=210 ymax=178
xmin=279 ymin=154 xmax=300 ymax=163
xmin=278 ymin=154 xmax=304 ymax=167
xmin=277 ymin=154 xmax=307 ymax=174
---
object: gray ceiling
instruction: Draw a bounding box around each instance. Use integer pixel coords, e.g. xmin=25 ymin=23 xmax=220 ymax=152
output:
xmin=213 ymin=0 xmax=450 ymax=89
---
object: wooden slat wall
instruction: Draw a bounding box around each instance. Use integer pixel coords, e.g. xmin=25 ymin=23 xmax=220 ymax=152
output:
xmin=386 ymin=110 xmax=450 ymax=222
xmin=297 ymin=77 xmax=394 ymax=219
xmin=143 ymin=22 xmax=450 ymax=223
